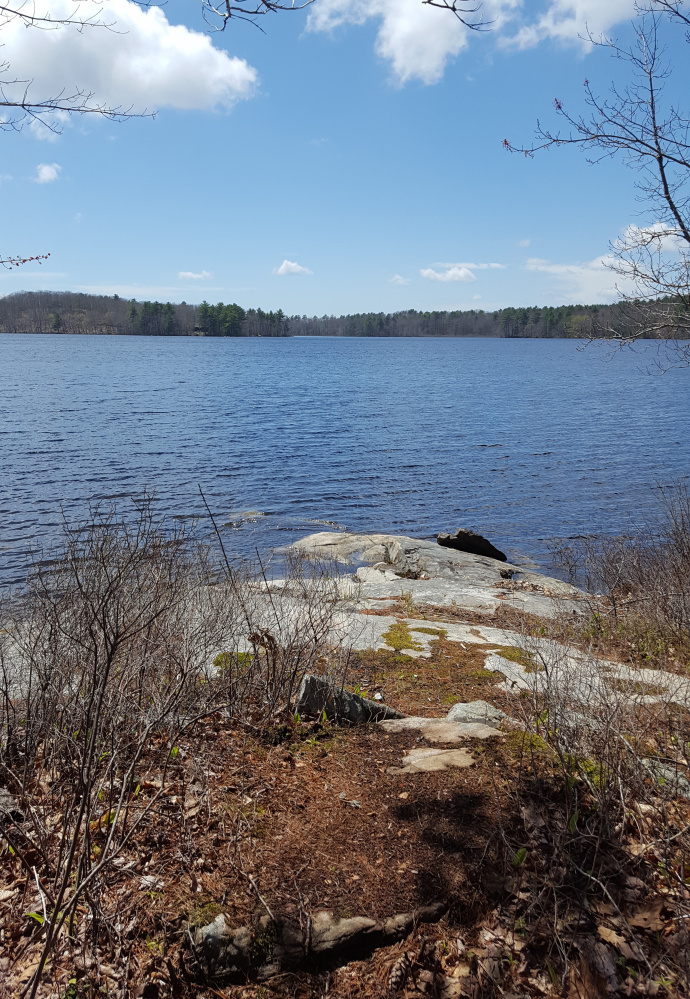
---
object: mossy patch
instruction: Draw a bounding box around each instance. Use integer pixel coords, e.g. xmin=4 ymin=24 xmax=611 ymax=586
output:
xmin=381 ymin=620 xmax=424 ymax=653
xmin=469 ymin=668 xmax=504 ymax=684
xmin=411 ymin=626 xmax=448 ymax=638
xmin=492 ymin=646 xmax=542 ymax=673
xmin=504 ymin=730 xmax=552 ymax=758
xmin=187 ymin=901 xmax=224 ymax=928
xmin=213 ymin=650 xmax=254 ymax=676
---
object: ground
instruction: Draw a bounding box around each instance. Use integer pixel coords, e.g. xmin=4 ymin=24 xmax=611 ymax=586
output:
xmin=3 ymin=622 xmax=688 ymax=999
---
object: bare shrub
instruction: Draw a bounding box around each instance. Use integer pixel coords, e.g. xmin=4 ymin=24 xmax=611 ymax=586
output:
xmin=500 ymin=628 xmax=690 ymax=989
xmin=0 ymin=504 xmax=353 ymax=997
xmin=228 ymin=548 xmax=355 ymax=718
xmin=550 ymin=483 xmax=690 ymax=667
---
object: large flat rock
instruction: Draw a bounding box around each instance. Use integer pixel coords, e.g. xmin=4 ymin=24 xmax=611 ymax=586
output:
xmin=290 ymin=532 xmax=587 ymax=620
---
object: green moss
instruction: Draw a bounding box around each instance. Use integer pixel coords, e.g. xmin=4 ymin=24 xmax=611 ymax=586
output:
xmin=469 ymin=668 xmax=504 ymax=683
xmin=504 ymin=730 xmax=552 ymax=756
xmin=213 ymin=650 xmax=254 ymax=676
xmin=381 ymin=620 xmax=424 ymax=652
xmin=187 ymin=901 xmax=224 ymax=928
xmin=492 ymin=646 xmax=542 ymax=673
xmin=251 ymin=921 xmax=277 ymax=965
xmin=411 ymin=626 xmax=448 ymax=637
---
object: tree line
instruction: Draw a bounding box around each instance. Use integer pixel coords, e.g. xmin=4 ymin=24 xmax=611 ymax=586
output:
xmin=0 ymin=290 xmax=627 ymax=339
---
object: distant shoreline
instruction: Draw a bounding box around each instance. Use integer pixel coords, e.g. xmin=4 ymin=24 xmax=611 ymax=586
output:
xmin=0 ymin=290 xmax=613 ymax=339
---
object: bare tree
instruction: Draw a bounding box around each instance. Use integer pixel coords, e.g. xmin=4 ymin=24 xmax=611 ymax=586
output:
xmin=505 ymin=3 xmax=690 ymax=363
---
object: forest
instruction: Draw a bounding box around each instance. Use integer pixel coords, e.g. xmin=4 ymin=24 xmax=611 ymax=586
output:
xmin=0 ymin=289 xmax=618 ymax=338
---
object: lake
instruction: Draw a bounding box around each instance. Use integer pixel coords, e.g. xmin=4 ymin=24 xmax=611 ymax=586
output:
xmin=1 ymin=333 xmax=688 ymax=585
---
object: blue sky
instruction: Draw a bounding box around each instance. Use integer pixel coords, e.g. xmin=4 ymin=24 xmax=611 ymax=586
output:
xmin=0 ymin=0 xmax=686 ymax=315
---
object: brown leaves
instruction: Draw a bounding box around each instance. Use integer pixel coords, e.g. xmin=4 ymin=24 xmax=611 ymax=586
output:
xmin=627 ymin=900 xmax=666 ymax=931
xmin=597 ymin=925 xmax=644 ymax=963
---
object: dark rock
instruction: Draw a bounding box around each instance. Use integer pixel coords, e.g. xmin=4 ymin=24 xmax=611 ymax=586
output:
xmin=436 ymin=529 xmax=507 ymax=562
xmin=295 ymin=674 xmax=405 ymax=724
xmin=193 ymin=903 xmax=447 ymax=981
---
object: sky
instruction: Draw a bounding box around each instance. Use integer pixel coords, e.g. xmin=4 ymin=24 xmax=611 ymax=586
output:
xmin=0 ymin=0 xmax=688 ymax=315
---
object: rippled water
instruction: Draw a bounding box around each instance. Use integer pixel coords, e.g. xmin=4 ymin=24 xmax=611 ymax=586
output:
xmin=1 ymin=333 xmax=688 ymax=585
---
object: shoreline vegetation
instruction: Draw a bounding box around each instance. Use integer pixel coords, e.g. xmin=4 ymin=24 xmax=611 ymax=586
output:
xmin=1 ymin=491 xmax=689 ymax=998
xmin=0 ymin=290 xmax=620 ymax=339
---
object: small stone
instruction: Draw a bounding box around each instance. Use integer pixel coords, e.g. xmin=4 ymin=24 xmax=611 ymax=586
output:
xmin=446 ymin=700 xmax=507 ymax=726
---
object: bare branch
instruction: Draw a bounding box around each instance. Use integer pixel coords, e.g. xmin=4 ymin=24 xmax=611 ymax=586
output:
xmin=0 ymin=253 xmax=49 ymax=269
xmin=421 ymin=0 xmax=492 ymax=31
xmin=505 ymin=9 xmax=690 ymax=356
xmin=200 ymin=0 xmax=313 ymax=32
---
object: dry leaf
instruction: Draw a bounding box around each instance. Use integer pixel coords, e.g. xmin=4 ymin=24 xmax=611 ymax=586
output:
xmin=628 ymin=901 xmax=665 ymax=931
xmin=597 ymin=926 xmax=643 ymax=962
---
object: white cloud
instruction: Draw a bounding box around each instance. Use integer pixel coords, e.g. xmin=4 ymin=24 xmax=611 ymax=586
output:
xmin=517 ymin=238 xmax=530 ymax=248
xmin=507 ymin=0 xmax=636 ymax=49
xmin=523 ymin=223 xmax=687 ymax=301
xmin=525 ymin=253 xmax=623 ymax=301
xmin=275 ymin=259 xmax=312 ymax=276
xmin=421 ymin=265 xmax=476 ymax=282
xmin=434 ymin=261 xmax=505 ymax=270
xmin=3 ymin=0 xmax=257 ymax=124
xmin=308 ymin=0 xmax=636 ymax=86
xmin=308 ymin=0 xmax=519 ymax=85
xmin=614 ymin=222 xmax=685 ymax=256
xmin=390 ymin=274 xmax=410 ymax=285
xmin=178 ymin=270 xmax=212 ymax=280
xmin=35 ymin=163 xmax=61 ymax=183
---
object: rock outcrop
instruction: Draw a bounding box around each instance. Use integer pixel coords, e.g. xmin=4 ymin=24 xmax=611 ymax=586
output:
xmin=436 ymin=528 xmax=507 ymax=562
xmin=290 ymin=531 xmax=586 ymax=620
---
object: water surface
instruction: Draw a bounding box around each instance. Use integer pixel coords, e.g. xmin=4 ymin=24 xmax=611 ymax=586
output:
xmin=1 ymin=334 xmax=688 ymax=584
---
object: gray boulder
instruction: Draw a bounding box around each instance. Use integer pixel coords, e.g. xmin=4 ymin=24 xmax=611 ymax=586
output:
xmin=295 ymin=674 xmax=405 ymax=724
xmin=446 ymin=700 xmax=507 ymax=726
xmin=437 ymin=529 xmax=507 ymax=562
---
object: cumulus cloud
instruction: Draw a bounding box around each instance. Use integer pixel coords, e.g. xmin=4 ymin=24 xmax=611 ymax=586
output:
xmin=390 ymin=274 xmax=410 ymax=285
xmin=35 ymin=163 xmax=61 ymax=183
xmin=421 ymin=265 xmax=476 ymax=282
xmin=178 ymin=270 xmax=212 ymax=280
xmin=507 ymin=0 xmax=636 ymax=49
xmin=275 ymin=259 xmax=312 ymax=276
xmin=3 ymin=0 xmax=257 ymax=125
xmin=308 ymin=0 xmax=636 ymax=85
xmin=308 ymin=0 xmax=519 ymax=84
